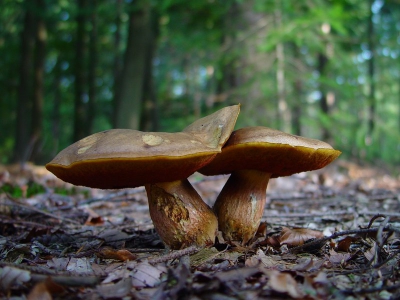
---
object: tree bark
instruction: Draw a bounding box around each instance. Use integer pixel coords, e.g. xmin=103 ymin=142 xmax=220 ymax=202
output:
xmin=113 ymin=1 xmax=152 ymax=129
xmin=13 ymin=2 xmax=35 ymax=163
xmin=366 ymin=0 xmax=375 ymax=145
xmin=51 ymin=58 xmax=62 ymax=158
xmin=30 ymin=0 xmax=47 ymax=162
xmin=140 ymin=9 xmax=159 ymax=132
xmin=112 ymin=0 xmax=123 ymax=127
xmin=73 ymin=0 xmax=87 ymax=141
xmin=317 ymin=52 xmax=331 ymax=141
xmin=291 ymin=43 xmax=302 ymax=136
xmin=274 ymin=3 xmax=290 ymax=133
xmin=87 ymin=0 xmax=98 ymax=135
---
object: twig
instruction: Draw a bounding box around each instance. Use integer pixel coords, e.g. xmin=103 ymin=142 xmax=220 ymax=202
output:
xmin=5 ymin=193 xmax=80 ymax=225
xmin=0 ymin=215 xmax=50 ymax=228
xmin=148 ymin=246 xmax=200 ymax=264
xmin=126 ymin=248 xmax=163 ymax=253
xmin=341 ymin=282 xmax=400 ymax=295
xmin=362 ymin=211 xmax=400 ymax=218
xmin=0 ymin=261 xmax=100 ymax=286
xmin=263 ymin=211 xmax=351 ymax=218
xmin=289 ymin=227 xmax=396 ymax=254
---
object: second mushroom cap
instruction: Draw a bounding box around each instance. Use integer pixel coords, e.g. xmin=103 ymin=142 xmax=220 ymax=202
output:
xmin=199 ymin=126 xmax=341 ymax=178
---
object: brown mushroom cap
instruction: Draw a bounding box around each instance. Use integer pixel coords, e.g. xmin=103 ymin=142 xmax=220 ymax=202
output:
xmin=199 ymin=126 xmax=341 ymax=178
xmin=46 ymin=105 xmax=240 ymax=189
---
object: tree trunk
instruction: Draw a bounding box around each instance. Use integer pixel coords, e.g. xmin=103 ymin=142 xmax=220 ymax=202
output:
xmin=113 ymin=1 xmax=151 ymax=129
xmin=140 ymin=10 xmax=159 ymax=132
xmin=13 ymin=2 xmax=35 ymax=163
xmin=291 ymin=43 xmax=302 ymax=136
xmin=73 ymin=0 xmax=87 ymax=141
xmin=87 ymin=0 xmax=98 ymax=135
xmin=51 ymin=58 xmax=62 ymax=157
xmin=274 ymin=3 xmax=290 ymax=133
xmin=112 ymin=0 xmax=123 ymax=127
xmin=366 ymin=0 xmax=375 ymax=146
xmin=317 ymin=52 xmax=331 ymax=141
xmin=30 ymin=0 xmax=47 ymax=162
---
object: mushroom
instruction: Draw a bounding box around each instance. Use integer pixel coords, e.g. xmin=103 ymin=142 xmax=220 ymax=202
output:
xmin=46 ymin=105 xmax=240 ymax=249
xmin=199 ymin=126 xmax=341 ymax=245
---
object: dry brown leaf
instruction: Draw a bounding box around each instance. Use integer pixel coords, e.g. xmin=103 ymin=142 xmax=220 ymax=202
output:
xmin=336 ymin=236 xmax=359 ymax=252
xmin=267 ymin=270 xmax=303 ymax=298
xmin=279 ymin=227 xmax=324 ymax=247
xmin=364 ymin=242 xmax=377 ymax=262
xmin=327 ymin=249 xmax=351 ymax=265
xmin=245 ymin=249 xmax=280 ymax=269
xmin=97 ymin=247 xmax=137 ymax=261
xmin=27 ymin=277 xmax=64 ymax=300
xmin=84 ymin=215 xmax=104 ymax=226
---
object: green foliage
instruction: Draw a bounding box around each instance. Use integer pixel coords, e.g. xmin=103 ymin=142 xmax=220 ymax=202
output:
xmin=0 ymin=182 xmax=45 ymax=198
xmin=0 ymin=0 xmax=399 ymax=166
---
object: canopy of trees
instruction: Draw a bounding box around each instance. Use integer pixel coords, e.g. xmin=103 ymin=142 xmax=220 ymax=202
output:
xmin=1 ymin=0 xmax=399 ymax=166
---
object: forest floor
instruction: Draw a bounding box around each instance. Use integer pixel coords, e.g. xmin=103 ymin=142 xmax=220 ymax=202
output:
xmin=0 ymin=160 xmax=399 ymax=299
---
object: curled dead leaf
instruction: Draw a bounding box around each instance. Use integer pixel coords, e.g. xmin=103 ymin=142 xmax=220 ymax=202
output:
xmin=267 ymin=270 xmax=303 ymax=298
xmin=27 ymin=277 xmax=64 ymax=300
xmin=97 ymin=247 xmax=137 ymax=261
xmin=279 ymin=227 xmax=324 ymax=247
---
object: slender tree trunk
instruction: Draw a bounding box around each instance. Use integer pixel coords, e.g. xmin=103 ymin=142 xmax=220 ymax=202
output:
xmin=140 ymin=10 xmax=159 ymax=131
xmin=30 ymin=0 xmax=47 ymax=162
xmin=318 ymin=52 xmax=330 ymax=141
xmin=291 ymin=43 xmax=302 ymax=136
xmin=366 ymin=0 xmax=375 ymax=145
xmin=113 ymin=1 xmax=151 ymax=129
xmin=73 ymin=0 xmax=87 ymax=141
xmin=51 ymin=58 xmax=62 ymax=157
xmin=13 ymin=2 xmax=35 ymax=163
xmin=112 ymin=0 xmax=123 ymax=127
xmin=87 ymin=0 xmax=98 ymax=135
xmin=274 ymin=3 xmax=290 ymax=132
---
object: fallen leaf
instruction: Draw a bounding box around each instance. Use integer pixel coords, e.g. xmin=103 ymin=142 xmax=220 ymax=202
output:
xmin=364 ymin=242 xmax=377 ymax=262
xmin=97 ymin=278 xmax=132 ymax=299
xmin=27 ymin=277 xmax=64 ymax=300
xmin=84 ymin=215 xmax=104 ymax=226
xmin=327 ymin=249 xmax=351 ymax=265
xmin=267 ymin=270 xmax=303 ymax=298
xmin=245 ymin=249 xmax=279 ymax=269
xmin=131 ymin=261 xmax=167 ymax=288
xmin=336 ymin=236 xmax=360 ymax=252
xmin=0 ymin=266 xmax=31 ymax=291
xmin=279 ymin=227 xmax=324 ymax=247
xmin=97 ymin=247 xmax=137 ymax=261
xmin=66 ymin=258 xmax=94 ymax=275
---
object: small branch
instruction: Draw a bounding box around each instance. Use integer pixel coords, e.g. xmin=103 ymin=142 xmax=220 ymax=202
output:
xmin=341 ymin=282 xmax=400 ymax=295
xmin=289 ymin=227 xmax=396 ymax=254
xmin=263 ymin=210 xmax=351 ymax=218
xmin=148 ymin=246 xmax=200 ymax=264
xmin=6 ymin=193 xmax=80 ymax=225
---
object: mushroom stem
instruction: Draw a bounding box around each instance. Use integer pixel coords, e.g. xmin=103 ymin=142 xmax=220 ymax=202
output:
xmin=213 ymin=169 xmax=271 ymax=245
xmin=145 ymin=179 xmax=218 ymax=250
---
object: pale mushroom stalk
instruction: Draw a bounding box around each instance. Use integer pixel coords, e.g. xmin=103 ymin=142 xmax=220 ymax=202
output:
xmin=146 ymin=179 xmax=217 ymax=249
xmin=213 ymin=170 xmax=271 ymax=244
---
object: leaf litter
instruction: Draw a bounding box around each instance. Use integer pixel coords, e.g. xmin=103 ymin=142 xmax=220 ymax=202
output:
xmin=0 ymin=161 xmax=399 ymax=299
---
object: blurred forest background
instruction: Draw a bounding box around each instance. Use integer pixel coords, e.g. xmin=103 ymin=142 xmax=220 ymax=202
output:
xmin=1 ymin=0 xmax=400 ymax=169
